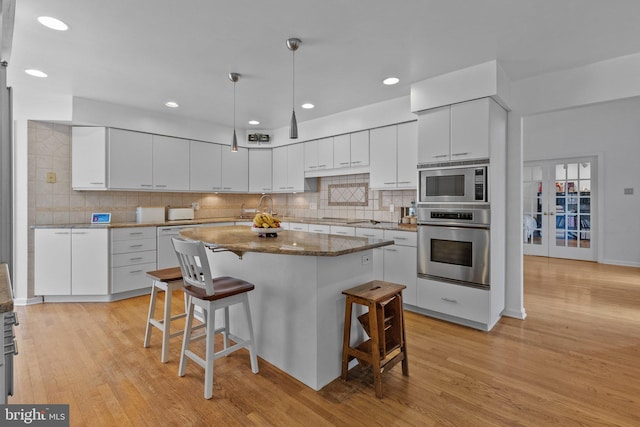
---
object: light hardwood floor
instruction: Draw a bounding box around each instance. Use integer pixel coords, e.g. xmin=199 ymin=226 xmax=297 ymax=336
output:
xmin=11 ymin=256 xmax=640 ymax=426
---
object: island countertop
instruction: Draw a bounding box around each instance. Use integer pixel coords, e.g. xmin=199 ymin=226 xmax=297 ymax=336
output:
xmin=179 ymin=225 xmax=394 ymax=257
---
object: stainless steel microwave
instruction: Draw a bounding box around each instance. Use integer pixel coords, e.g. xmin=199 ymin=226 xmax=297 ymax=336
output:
xmin=418 ymin=165 xmax=488 ymax=204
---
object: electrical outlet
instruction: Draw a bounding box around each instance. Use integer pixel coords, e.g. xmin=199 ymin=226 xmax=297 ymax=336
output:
xmin=191 ymin=202 xmax=200 ymax=211
xmin=624 ymin=188 xmax=634 ymax=195
xmin=389 ymin=204 xmax=395 ymax=213
xmin=310 ymin=202 xmax=317 ymax=210
xmin=361 ymin=255 xmax=371 ymax=265
xmin=46 ymin=172 xmax=57 ymax=183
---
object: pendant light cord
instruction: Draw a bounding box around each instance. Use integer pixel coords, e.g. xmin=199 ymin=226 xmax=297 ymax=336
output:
xmin=292 ymin=49 xmax=295 ymax=112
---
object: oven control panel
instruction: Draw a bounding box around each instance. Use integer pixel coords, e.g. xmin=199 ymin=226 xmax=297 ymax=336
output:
xmin=430 ymin=211 xmax=474 ymax=221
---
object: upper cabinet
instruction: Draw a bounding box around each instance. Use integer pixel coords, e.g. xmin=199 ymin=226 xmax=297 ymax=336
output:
xmin=418 ymin=97 xmax=504 ymax=164
xmin=333 ymin=130 xmax=369 ymax=170
xmin=220 ymin=146 xmax=249 ymax=192
xmin=370 ymin=121 xmax=417 ymax=189
xmin=108 ymin=129 xmax=154 ymax=190
xmin=249 ymin=149 xmax=273 ymax=193
xmin=152 ymin=135 xmax=190 ymax=191
xmin=304 ymin=137 xmax=334 ymax=175
xmin=273 ymin=143 xmax=307 ymax=192
xmin=72 ymin=127 xmax=107 ymax=190
xmin=190 ymin=140 xmax=222 ymax=192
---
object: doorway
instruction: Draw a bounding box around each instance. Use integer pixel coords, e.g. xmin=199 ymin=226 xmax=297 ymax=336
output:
xmin=523 ymin=157 xmax=596 ymax=261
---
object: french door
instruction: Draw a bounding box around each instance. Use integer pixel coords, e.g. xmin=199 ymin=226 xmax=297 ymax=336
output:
xmin=523 ymin=157 xmax=595 ymax=261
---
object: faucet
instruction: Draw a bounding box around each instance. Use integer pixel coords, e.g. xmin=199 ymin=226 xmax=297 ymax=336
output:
xmin=257 ymin=194 xmax=274 ymax=215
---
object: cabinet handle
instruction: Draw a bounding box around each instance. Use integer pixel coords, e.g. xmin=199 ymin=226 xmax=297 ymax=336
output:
xmin=89 ymin=182 xmax=104 ymax=185
xmin=223 ymin=187 xmax=232 ymax=190
xmin=451 ymin=152 xmax=470 ymax=157
xmin=384 ymin=248 xmax=397 ymax=252
xmin=129 ymin=269 xmax=143 ymax=274
xmin=141 ymin=184 xmax=153 ymax=187
xmin=393 ymin=237 xmax=407 ymax=240
xmin=309 ymin=166 xmax=317 ymax=169
xmin=383 ymin=182 xmax=397 ymax=185
xmin=129 ymin=244 xmax=144 ymax=248
xmin=397 ymin=181 xmax=411 ymax=184
xmin=441 ymin=297 xmax=458 ymax=303
xmin=262 ymin=188 xmax=271 ymax=191
xmin=432 ymin=154 xmax=448 ymax=159
xmin=72 ymin=231 xmax=87 ymax=235
xmin=312 ymin=229 xmax=324 ymax=232
xmin=54 ymin=231 xmax=70 ymax=235
xmin=212 ymin=187 xmax=222 ymax=190
xmin=351 ymin=161 xmax=362 ymax=164
xmin=339 ymin=162 xmax=349 ymax=165
xmin=129 ymin=232 xmax=144 ymax=235
xmin=336 ymin=232 xmax=349 ymax=235
xmin=129 ymin=257 xmax=143 ymax=261
xmin=362 ymin=234 xmax=375 ymax=237
xmin=155 ymin=184 xmax=167 ymax=188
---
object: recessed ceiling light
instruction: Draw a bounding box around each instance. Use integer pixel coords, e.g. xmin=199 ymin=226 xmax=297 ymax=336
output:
xmin=382 ymin=77 xmax=400 ymax=85
xmin=37 ymin=16 xmax=69 ymax=31
xmin=248 ymin=120 xmax=260 ymax=125
xmin=301 ymin=103 xmax=314 ymax=109
xmin=164 ymin=101 xmax=179 ymax=108
xmin=25 ymin=69 xmax=48 ymax=78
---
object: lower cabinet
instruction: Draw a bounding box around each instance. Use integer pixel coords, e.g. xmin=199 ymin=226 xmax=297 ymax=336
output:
xmin=34 ymin=228 xmax=109 ymax=296
xmin=416 ymin=277 xmax=489 ymax=325
xmin=355 ymin=228 xmax=384 ymax=281
xmin=110 ymin=227 xmax=157 ymax=294
xmin=382 ymin=229 xmax=417 ymax=306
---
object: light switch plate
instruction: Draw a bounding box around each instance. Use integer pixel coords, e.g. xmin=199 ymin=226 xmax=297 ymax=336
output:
xmin=624 ymin=188 xmax=634 ymax=195
xmin=46 ymin=172 xmax=57 ymax=183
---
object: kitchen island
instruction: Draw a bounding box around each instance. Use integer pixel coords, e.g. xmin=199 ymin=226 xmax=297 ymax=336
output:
xmin=179 ymin=225 xmax=394 ymax=391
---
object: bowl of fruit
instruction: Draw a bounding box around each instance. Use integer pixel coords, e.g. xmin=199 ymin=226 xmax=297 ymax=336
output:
xmin=251 ymin=213 xmax=282 ymax=237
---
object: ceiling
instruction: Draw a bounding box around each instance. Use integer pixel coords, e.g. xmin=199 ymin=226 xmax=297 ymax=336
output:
xmin=6 ymin=0 xmax=640 ymax=131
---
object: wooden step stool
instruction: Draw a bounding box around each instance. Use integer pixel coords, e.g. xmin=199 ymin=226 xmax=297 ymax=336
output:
xmin=144 ymin=267 xmax=188 ymax=363
xmin=341 ymin=280 xmax=408 ymax=398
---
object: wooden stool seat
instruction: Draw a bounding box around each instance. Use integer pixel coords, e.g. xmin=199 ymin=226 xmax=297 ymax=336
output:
xmin=341 ymin=280 xmax=409 ymax=398
xmin=144 ymin=267 xmax=190 ymax=363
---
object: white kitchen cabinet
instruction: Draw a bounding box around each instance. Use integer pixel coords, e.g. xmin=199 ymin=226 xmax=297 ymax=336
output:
xmin=382 ymin=229 xmax=417 ymax=306
xmin=108 ymin=128 xmax=154 ymax=190
xmin=288 ymin=223 xmax=309 ymax=232
xmin=153 ymin=135 xmax=190 ymax=191
xmin=370 ymin=122 xmax=417 ymax=189
xmin=330 ymin=225 xmax=355 ymax=236
xmin=72 ymin=127 xmax=107 ymax=190
xmin=418 ymin=97 xmax=502 ymax=164
xmin=34 ymin=228 xmax=109 ymax=296
xmin=273 ymin=143 xmax=307 ymax=192
xmin=304 ymin=137 xmax=333 ymax=174
xmin=249 ymin=149 xmax=273 ymax=193
xmin=221 ymin=146 xmax=249 ymax=192
xmin=416 ymin=277 xmax=489 ymax=325
xmin=190 ymin=140 xmax=222 ymax=192
xmin=308 ymin=224 xmax=331 ymax=234
xmin=355 ymin=227 xmax=383 ymax=280
xmin=111 ymin=227 xmax=156 ymax=294
xmin=333 ymin=131 xmax=369 ymax=170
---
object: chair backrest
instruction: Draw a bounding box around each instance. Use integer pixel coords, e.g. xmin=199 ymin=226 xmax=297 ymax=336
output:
xmin=171 ymin=237 xmax=215 ymax=295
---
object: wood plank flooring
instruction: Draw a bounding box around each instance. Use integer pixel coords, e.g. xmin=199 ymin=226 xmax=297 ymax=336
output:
xmin=11 ymin=256 xmax=640 ymax=426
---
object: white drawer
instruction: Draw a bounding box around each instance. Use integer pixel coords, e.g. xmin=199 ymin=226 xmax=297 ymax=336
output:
xmin=112 ymin=238 xmax=157 ymax=254
xmin=383 ymin=229 xmax=417 ymax=246
xmin=111 ymin=262 xmax=156 ymax=293
xmin=416 ymin=277 xmax=488 ymax=324
xmin=112 ymin=227 xmax=156 ymax=241
xmin=111 ymin=250 xmax=157 ymax=267
xmin=330 ymin=225 xmax=355 ymax=236
xmin=289 ymin=223 xmax=309 ymax=232
xmin=309 ymin=224 xmax=331 ymax=234
xmin=355 ymin=227 xmax=383 ymax=239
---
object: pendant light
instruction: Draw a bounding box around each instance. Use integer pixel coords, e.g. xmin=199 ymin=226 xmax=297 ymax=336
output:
xmin=286 ymin=38 xmax=301 ymax=139
xmin=229 ymin=72 xmax=240 ymax=152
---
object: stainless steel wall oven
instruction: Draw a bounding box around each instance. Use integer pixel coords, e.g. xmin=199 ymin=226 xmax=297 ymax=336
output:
xmin=417 ymin=207 xmax=490 ymax=289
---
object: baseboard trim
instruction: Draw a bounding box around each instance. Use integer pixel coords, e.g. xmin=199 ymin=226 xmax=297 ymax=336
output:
xmin=13 ymin=296 xmax=44 ymax=306
xmin=600 ymin=259 xmax=640 ymax=268
xmin=502 ymin=308 xmax=527 ymax=320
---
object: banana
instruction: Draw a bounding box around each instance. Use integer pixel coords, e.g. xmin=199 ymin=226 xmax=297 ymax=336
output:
xmin=253 ymin=212 xmax=280 ymax=228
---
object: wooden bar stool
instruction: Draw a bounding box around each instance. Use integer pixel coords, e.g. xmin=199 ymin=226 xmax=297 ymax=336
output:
xmin=341 ymin=280 xmax=409 ymax=398
xmin=144 ymin=266 xmax=189 ymax=363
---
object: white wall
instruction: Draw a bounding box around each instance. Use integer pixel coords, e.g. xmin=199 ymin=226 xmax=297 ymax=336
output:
xmin=523 ymin=97 xmax=640 ymax=267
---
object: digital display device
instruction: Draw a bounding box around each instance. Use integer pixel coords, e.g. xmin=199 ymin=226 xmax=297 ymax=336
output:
xmin=91 ymin=213 xmax=111 ymax=224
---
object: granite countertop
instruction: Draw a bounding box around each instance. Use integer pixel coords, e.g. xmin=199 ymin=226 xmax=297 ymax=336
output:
xmin=0 ymin=263 xmax=14 ymax=313
xmin=179 ymin=225 xmax=395 ymax=257
xmin=32 ymin=217 xmax=417 ymax=232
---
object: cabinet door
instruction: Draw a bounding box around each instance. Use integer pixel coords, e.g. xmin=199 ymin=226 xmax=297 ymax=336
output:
xmin=34 ymin=229 xmax=71 ymax=295
xmin=417 ymin=105 xmax=450 ymax=164
xmin=304 ymin=140 xmax=318 ymax=172
xmin=272 ymin=145 xmax=289 ymax=191
xmin=333 ymin=134 xmax=351 ymax=169
xmin=450 ymin=98 xmax=490 ymax=160
xmin=221 ymin=146 xmax=249 ymax=192
xmin=72 ymin=127 xmax=107 ymax=189
xmin=369 ymin=125 xmax=398 ymax=189
xmin=287 ymin=143 xmax=305 ymax=192
xmin=317 ymin=137 xmax=334 ymax=171
xmin=108 ymin=129 xmax=153 ymax=190
xmin=350 ymin=130 xmax=369 ymax=167
xmin=71 ymin=229 xmax=109 ymax=295
xmin=249 ymin=149 xmax=273 ymax=193
xmin=153 ymin=135 xmax=190 ymax=191
xmin=356 ymin=228 xmax=383 ymax=280
xmin=190 ymin=141 xmax=222 ymax=192
xmin=383 ymin=244 xmax=417 ymax=306
xmin=396 ymin=121 xmax=418 ymax=188
xmin=330 ymin=226 xmax=355 ymax=236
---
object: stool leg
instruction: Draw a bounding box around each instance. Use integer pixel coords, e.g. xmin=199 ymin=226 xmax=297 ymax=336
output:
xmin=341 ymin=298 xmax=353 ymax=381
xmin=242 ymin=294 xmax=259 ymax=373
xmin=144 ymin=282 xmax=160 ymax=348
xmin=399 ymin=294 xmax=409 ymax=376
xmin=204 ymin=305 xmax=215 ymax=399
xmin=223 ymin=306 xmax=230 ymax=350
xmin=179 ymin=299 xmax=195 ymax=378
xmin=368 ymin=302 xmax=383 ymax=399
xmin=161 ymin=285 xmax=172 ymax=363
